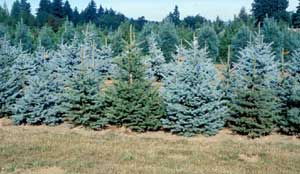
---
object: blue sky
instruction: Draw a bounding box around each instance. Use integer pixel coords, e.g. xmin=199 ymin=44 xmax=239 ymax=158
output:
xmin=1 ymin=0 xmax=298 ymax=21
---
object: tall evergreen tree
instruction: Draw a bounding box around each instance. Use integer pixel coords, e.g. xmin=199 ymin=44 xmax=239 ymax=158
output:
xmin=3 ymin=50 xmax=39 ymax=117
xmin=104 ymin=27 xmax=165 ymax=132
xmin=36 ymin=0 xmax=52 ymax=27
xmin=228 ymin=34 xmax=280 ymax=138
xmin=63 ymin=0 xmax=73 ymax=20
xmin=82 ymin=0 xmax=98 ymax=23
xmin=0 ymin=2 xmax=10 ymax=24
xmin=238 ymin=7 xmax=249 ymax=23
xmin=0 ymin=37 xmax=23 ymax=117
xmin=197 ymin=25 xmax=220 ymax=62
xmin=138 ymin=22 xmax=158 ymax=54
xmin=12 ymin=49 xmax=62 ymax=125
xmin=144 ymin=33 xmax=166 ymax=81
xmin=51 ymin=0 xmax=64 ymax=18
xmin=231 ymin=25 xmax=252 ymax=63
xmin=278 ymin=49 xmax=300 ymax=135
xmin=72 ymin=7 xmax=80 ymax=25
xmin=252 ymin=0 xmax=289 ymax=23
xmin=158 ymin=21 xmax=179 ymax=62
xmin=11 ymin=0 xmax=21 ymax=21
xmin=292 ymin=1 xmax=300 ymax=28
xmin=162 ymin=38 xmax=228 ymax=136
xmin=262 ymin=18 xmax=284 ymax=57
xmin=11 ymin=0 xmax=34 ymax=25
xmin=63 ymin=69 xmax=107 ymax=129
xmin=167 ymin=5 xmax=180 ymax=26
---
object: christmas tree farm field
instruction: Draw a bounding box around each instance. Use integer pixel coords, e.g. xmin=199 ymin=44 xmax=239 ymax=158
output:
xmin=1 ymin=121 xmax=300 ymax=174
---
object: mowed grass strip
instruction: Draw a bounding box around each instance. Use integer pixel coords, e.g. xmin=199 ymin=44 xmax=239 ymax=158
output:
xmin=0 ymin=123 xmax=300 ymax=174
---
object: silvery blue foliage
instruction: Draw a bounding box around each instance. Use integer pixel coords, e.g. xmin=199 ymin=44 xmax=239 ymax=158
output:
xmin=94 ymin=44 xmax=115 ymax=78
xmin=144 ymin=33 xmax=167 ymax=81
xmin=162 ymin=39 xmax=228 ymax=136
xmin=4 ymin=48 xmax=39 ymax=115
xmin=232 ymin=34 xmax=280 ymax=90
xmin=286 ymin=49 xmax=300 ymax=75
xmin=0 ymin=36 xmax=23 ymax=116
xmin=12 ymin=60 xmax=62 ymax=125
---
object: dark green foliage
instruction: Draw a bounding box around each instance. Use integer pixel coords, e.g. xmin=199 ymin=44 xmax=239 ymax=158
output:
xmin=51 ymin=0 xmax=64 ymax=18
xmin=36 ymin=0 xmax=52 ymax=27
xmin=105 ymin=29 xmax=165 ymax=132
xmin=238 ymin=7 xmax=250 ymax=23
xmin=167 ymin=5 xmax=181 ymax=26
xmin=229 ymin=84 xmax=279 ymax=138
xmin=183 ymin=15 xmax=207 ymax=29
xmin=197 ymin=25 xmax=219 ymax=62
xmin=252 ymin=0 xmax=289 ymax=23
xmin=81 ymin=0 xmax=98 ymax=23
xmin=63 ymin=0 xmax=73 ymax=20
xmin=157 ymin=21 xmax=179 ymax=62
xmin=278 ymin=50 xmax=300 ymax=135
xmin=292 ymin=1 xmax=300 ymax=28
xmin=0 ymin=3 xmax=10 ymax=24
xmin=11 ymin=0 xmax=34 ymax=26
xmin=63 ymin=70 xmax=107 ymax=129
xmin=228 ymin=35 xmax=280 ymax=138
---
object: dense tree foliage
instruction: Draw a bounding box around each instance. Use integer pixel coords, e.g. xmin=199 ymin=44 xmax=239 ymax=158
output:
xmin=228 ymin=35 xmax=280 ymax=138
xmin=252 ymin=0 xmax=289 ymax=23
xmin=197 ymin=25 xmax=219 ymax=62
xmin=162 ymin=39 xmax=227 ymax=136
xmin=104 ymin=28 xmax=165 ymax=132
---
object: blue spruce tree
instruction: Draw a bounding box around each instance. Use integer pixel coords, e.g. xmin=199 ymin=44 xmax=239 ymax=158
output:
xmin=144 ymin=33 xmax=167 ymax=82
xmin=162 ymin=37 xmax=228 ymax=136
xmin=228 ymin=34 xmax=280 ymax=138
xmin=0 ymin=36 xmax=23 ymax=117
xmin=12 ymin=57 xmax=62 ymax=125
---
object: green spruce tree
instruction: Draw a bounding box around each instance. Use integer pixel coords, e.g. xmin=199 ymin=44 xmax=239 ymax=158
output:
xmin=105 ymin=26 xmax=165 ymax=132
xmin=228 ymin=34 xmax=280 ymax=138
xmin=278 ymin=49 xmax=300 ymax=135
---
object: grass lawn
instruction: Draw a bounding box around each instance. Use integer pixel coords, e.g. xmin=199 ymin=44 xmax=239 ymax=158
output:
xmin=0 ymin=118 xmax=300 ymax=174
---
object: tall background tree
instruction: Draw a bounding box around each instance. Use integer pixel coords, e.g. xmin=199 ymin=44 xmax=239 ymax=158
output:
xmin=292 ymin=1 xmax=300 ymax=28
xmin=167 ymin=5 xmax=180 ymax=26
xmin=36 ymin=0 xmax=51 ymax=27
xmin=81 ymin=0 xmax=98 ymax=24
xmin=252 ymin=0 xmax=289 ymax=23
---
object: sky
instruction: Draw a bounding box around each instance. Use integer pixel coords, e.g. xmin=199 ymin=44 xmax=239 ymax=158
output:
xmin=1 ymin=0 xmax=299 ymax=21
